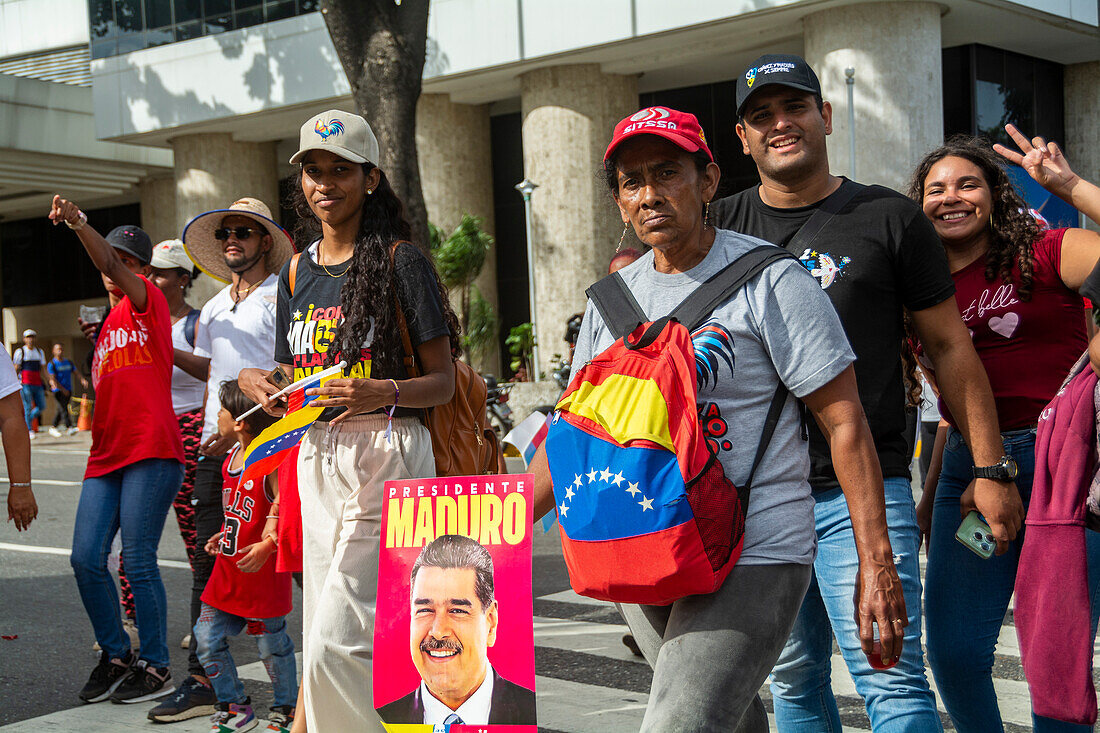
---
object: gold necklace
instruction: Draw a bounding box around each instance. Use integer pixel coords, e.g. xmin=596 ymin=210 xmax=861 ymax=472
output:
xmin=318 ymin=241 xmax=350 ymax=278
xmin=230 ymin=280 xmax=260 ymax=312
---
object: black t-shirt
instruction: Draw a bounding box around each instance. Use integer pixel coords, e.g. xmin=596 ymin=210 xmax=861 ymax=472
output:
xmin=711 ymin=179 xmax=955 ymax=488
xmin=274 ymin=241 xmax=451 ymax=422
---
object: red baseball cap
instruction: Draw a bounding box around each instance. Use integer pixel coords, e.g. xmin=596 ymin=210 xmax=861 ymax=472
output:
xmin=604 ymin=107 xmax=714 ymax=162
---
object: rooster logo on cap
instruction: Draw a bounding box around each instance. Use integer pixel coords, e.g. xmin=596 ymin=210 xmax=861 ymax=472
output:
xmin=746 ymin=67 xmax=757 ymax=88
xmin=314 ymin=118 xmax=345 ymax=141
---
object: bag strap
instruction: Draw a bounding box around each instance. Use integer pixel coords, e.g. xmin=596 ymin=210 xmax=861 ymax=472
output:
xmin=741 ymin=383 xmax=789 ymax=499
xmin=183 ymin=309 xmax=200 ymax=349
xmin=389 ymin=241 xmax=424 ymax=379
xmin=670 ymin=245 xmax=795 ymax=331
xmin=288 ymin=252 xmax=302 ymax=296
xmin=586 ymin=272 xmax=648 ymax=340
xmin=785 ymin=178 xmax=861 ymax=255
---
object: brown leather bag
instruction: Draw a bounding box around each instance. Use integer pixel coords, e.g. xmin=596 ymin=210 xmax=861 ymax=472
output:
xmin=393 ymin=301 xmax=500 ymax=477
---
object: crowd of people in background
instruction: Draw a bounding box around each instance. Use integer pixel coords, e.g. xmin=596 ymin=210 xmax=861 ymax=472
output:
xmin=6 ymin=49 xmax=1100 ymax=733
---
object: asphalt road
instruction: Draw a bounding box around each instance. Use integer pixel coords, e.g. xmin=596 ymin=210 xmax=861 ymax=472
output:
xmin=0 ymin=434 xmax=600 ymax=729
xmin=0 ymin=433 xmax=1064 ymax=732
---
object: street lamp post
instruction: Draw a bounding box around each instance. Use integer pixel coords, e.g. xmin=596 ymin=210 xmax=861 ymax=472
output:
xmin=514 ymin=177 xmax=541 ymax=382
xmin=845 ymin=67 xmax=857 ymax=179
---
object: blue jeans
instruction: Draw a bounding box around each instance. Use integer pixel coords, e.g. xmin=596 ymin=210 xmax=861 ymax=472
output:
xmin=925 ymin=427 xmax=1100 ymax=732
xmin=20 ymin=384 xmax=45 ymax=430
xmin=70 ymin=458 xmax=183 ymax=667
xmin=194 ymin=603 xmax=297 ymax=707
xmin=771 ymin=477 xmax=942 ymax=732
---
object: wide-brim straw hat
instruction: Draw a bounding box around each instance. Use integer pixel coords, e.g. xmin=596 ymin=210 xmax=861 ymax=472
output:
xmin=181 ymin=197 xmax=294 ymax=284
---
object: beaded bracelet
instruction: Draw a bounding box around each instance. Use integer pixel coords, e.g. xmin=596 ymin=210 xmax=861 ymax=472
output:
xmin=384 ymin=379 xmax=400 ymax=443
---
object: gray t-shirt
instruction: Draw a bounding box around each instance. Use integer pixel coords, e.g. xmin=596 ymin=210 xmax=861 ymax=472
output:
xmin=570 ymin=229 xmax=855 ymax=565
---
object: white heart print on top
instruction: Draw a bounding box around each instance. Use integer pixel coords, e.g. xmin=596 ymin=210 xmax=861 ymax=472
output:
xmin=988 ymin=312 xmax=1019 ymax=338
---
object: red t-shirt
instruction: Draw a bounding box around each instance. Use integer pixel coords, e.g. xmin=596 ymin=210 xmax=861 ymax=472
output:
xmin=202 ymin=446 xmax=292 ymax=619
xmin=942 ymin=228 xmax=1087 ymax=430
xmin=86 ymin=278 xmax=184 ymax=478
xmin=274 ymin=445 xmax=303 ymax=574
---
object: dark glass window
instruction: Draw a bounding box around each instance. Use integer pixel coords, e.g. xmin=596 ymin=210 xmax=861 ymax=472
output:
xmin=88 ymin=0 xmax=318 ymax=58
xmin=266 ymin=0 xmax=296 ymax=23
xmin=489 ymin=112 xmax=530 ymax=377
xmin=1 ymin=205 xmax=140 ymax=308
xmin=143 ymin=0 xmax=171 ymax=29
xmin=942 ymin=44 xmax=1064 ymax=148
xmin=640 ymin=80 xmax=760 ymax=198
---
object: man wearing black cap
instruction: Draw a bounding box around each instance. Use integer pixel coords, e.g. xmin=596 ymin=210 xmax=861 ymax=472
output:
xmin=711 ymin=54 xmax=1022 ymax=731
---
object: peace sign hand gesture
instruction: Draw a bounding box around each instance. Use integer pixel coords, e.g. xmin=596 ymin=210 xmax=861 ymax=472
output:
xmin=993 ymin=124 xmax=1079 ymax=200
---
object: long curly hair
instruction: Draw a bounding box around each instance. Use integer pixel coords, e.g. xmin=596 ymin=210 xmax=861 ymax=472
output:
xmin=288 ymin=164 xmax=461 ymax=376
xmin=908 ymin=135 xmax=1041 ymax=301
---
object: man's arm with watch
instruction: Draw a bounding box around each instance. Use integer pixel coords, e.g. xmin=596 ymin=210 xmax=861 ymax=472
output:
xmin=912 ymin=300 xmax=1025 ymax=556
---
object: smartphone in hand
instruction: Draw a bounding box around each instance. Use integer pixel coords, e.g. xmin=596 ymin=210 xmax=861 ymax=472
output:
xmin=956 ymin=511 xmax=995 ymax=559
xmin=265 ymin=365 xmax=291 ymax=391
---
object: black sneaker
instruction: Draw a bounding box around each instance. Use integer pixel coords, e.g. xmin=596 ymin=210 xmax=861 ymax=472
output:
xmin=147 ymin=676 xmax=217 ymax=722
xmin=78 ymin=650 xmax=133 ymax=703
xmin=109 ymin=659 xmax=172 ymax=704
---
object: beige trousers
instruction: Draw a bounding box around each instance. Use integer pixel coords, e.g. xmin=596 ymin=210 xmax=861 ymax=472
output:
xmin=297 ymin=414 xmax=434 ymax=732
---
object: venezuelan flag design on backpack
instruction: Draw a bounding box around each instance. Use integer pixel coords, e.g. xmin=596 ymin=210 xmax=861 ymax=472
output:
xmin=544 ymin=246 xmax=792 ymax=605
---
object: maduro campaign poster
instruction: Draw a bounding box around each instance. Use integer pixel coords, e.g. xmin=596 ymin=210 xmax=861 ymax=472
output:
xmin=374 ymin=474 xmax=537 ymax=733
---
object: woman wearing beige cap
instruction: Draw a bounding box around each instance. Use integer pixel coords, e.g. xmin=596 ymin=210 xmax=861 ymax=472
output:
xmin=240 ymin=109 xmax=460 ymax=732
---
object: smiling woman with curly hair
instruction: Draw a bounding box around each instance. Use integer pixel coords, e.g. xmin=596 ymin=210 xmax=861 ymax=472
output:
xmin=909 ymin=124 xmax=1100 ymax=732
xmin=238 ymin=109 xmax=459 ymax=733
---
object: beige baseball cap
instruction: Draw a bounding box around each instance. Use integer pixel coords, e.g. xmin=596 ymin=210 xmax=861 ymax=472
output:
xmin=150 ymin=239 xmax=195 ymax=272
xmin=289 ymin=109 xmax=380 ymax=166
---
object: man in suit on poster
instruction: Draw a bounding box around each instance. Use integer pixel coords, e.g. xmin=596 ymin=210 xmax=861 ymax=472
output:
xmin=377 ymin=534 xmax=536 ymax=727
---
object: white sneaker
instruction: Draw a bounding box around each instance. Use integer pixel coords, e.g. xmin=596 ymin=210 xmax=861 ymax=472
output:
xmin=48 ymin=427 xmax=62 ymax=437
xmin=67 ymin=426 xmax=80 ymax=435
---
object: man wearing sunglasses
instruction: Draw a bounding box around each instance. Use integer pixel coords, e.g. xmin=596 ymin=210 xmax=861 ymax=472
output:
xmin=147 ymin=198 xmax=292 ymax=724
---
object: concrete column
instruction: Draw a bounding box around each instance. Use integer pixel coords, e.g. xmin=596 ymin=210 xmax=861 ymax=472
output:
xmin=171 ymin=133 xmax=279 ymax=306
xmin=804 ymin=2 xmax=943 ymax=193
xmin=139 ymin=175 xmax=177 ymax=244
xmin=520 ymin=64 xmax=638 ymax=376
xmin=417 ymin=93 xmax=501 ymax=373
xmin=1065 ymin=61 xmax=1100 ymax=232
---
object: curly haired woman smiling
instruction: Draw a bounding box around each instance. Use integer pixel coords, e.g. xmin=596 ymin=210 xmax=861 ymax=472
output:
xmin=911 ymin=124 xmax=1100 ymax=732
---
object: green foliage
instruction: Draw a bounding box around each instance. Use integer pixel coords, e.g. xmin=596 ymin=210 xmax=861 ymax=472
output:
xmin=506 ymin=322 xmax=536 ymax=378
xmin=430 ymin=214 xmax=493 ymax=290
xmin=462 ymin=287 xmax=499 ymax=360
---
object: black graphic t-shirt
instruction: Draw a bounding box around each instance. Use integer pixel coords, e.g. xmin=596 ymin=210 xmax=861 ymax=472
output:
xmin=711 ymin=179 xmax=956 ymax=489
xmin=274 ymin=241 xmax=450 ymax=422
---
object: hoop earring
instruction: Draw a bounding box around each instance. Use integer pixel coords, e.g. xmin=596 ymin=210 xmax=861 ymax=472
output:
xmin=617 ymin=222 xmax=629 ymax=252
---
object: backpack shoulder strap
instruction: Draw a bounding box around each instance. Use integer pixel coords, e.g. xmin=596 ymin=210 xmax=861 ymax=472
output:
xmin=786 ymin=179 xmax=861 ymax=254
xmin=585 ymin=272 xmax=648 ymax=340
xmin=183 ymin=309 xmax=200 ymax=349
xmin=670 ymin=245 xmax=795 ymax=331
xmin=741 ymin=383 xmax=789 ymax=499
xmin=288 ymin=252 xmax=302 ymax=296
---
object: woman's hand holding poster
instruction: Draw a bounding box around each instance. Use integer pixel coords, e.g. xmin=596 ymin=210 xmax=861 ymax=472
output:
xmin=374 ymin=474 xmax=537 ymax=733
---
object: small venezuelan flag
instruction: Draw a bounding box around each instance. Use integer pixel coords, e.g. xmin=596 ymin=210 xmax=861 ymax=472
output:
xmin=238 ymin=370 xmax=337 ymax=486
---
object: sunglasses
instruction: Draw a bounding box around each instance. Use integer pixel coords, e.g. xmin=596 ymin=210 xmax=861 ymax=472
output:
xmin=214 ymin=226 xmax=260 ymax=241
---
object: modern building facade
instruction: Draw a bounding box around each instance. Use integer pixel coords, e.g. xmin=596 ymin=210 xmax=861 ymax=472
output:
xmin=2 ymin=0 xmax=1098 ymax=383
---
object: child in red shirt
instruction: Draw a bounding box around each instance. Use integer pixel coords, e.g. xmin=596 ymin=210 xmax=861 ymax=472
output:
xmin=195 ymin=381 xmax=296 ymax=733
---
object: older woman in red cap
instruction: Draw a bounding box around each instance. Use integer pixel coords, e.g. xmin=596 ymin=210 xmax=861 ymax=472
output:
xmin=530 ymin=107 xmax=903 ymax=732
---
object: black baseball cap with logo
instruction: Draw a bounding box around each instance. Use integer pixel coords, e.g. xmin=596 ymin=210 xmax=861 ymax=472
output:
xmin=105 ymin=225 xmax=153 ymax=265
xmin=735 ymin=53 xmax=822 ymax=118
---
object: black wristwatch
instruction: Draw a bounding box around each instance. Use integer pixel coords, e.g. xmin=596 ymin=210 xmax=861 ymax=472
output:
xmin=973 ymin=455 xmax=1018 ymax=481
